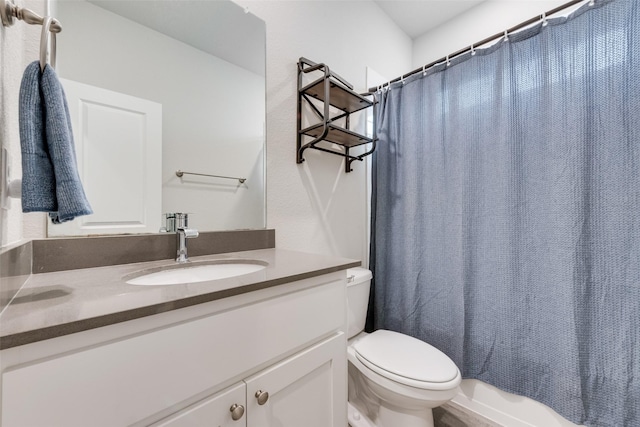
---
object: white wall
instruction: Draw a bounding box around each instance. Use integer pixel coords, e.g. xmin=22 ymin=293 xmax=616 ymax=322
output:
xmin=0 ymin=0 xmax=47 ymax=247
xmin=413 ymin=0 xmax=570 ymax=69
xmin=235 ymin=0 xmax=411 ymax=261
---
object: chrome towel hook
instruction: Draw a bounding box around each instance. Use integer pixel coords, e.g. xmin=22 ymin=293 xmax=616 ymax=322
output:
xmin=0 ymin=0 xmax=62 ymax=32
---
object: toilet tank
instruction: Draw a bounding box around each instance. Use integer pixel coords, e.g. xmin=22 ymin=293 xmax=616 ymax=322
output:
xmin=346 ymin=267 xmax=373 ymax=339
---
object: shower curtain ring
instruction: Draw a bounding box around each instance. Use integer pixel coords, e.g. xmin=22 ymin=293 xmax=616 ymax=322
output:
xmin=422 ymin=64 xmax=427 ymax=76
xmin=471 ymin=44 xmax=476 ymax=56
xmin=541 ymin=12 xmax=548 ymax=26
xmin=504 ymin=29 xmax=509 ymax=42
xmin=446 ymin=55 xmax=450 ymax=67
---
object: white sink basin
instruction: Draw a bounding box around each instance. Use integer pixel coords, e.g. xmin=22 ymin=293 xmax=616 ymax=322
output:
xmin=125 ymin=260 xmax=268 ymax=286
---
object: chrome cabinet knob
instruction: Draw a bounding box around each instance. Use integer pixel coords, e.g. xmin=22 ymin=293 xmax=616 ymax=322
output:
xmin=230 ymin=404 xmax=245 ymax=421
xmin=255 ymin=390 xmax=269 ymax=405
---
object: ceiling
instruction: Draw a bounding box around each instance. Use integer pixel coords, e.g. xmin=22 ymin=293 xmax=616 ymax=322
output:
xmin=88 ymin=0 xmax=265 ymax=76
xmin=374 ymin=0 xmax=486 ymax=39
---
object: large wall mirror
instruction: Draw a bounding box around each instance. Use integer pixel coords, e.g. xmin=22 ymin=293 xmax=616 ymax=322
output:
xmin=49 ymin=0 xmax=266 ymax=236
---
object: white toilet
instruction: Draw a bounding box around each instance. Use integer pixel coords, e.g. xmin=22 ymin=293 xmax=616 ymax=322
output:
xmin=346 ymin=268 xmax=461 ymax=427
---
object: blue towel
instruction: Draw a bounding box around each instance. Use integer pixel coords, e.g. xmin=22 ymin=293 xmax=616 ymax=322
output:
xmin=19 ymin=61 xmax=92 ymax=223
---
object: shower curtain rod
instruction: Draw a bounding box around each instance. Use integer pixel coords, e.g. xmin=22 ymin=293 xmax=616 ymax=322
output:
xmin=367 ymin=0 xmax=588 ymax=93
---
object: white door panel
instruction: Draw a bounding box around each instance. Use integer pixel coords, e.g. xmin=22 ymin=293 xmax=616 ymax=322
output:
xmin=49 ymin=79 xmax=162 ymax=236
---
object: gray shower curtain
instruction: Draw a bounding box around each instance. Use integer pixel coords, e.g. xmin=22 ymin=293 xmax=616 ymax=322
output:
xmin=369 ymin=1 xmax=639 ymax=426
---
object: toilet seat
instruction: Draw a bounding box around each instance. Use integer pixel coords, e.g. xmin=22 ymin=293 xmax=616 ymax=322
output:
xmin=353 ymin=330 xmax=460 ymax=391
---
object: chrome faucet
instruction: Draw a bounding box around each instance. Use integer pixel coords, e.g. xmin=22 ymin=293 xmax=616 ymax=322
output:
xmin=174 ymin=213 xmax=199 ymax=263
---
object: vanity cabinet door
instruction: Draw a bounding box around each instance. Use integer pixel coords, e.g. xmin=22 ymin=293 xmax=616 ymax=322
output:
xmin=152 ymin=383 xmax=246 ymax=427
xmin=244 ymin=332 xmax=347 ymax=427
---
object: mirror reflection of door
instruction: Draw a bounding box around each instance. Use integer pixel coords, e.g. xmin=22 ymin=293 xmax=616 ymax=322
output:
xmin=51 ymin=80 xmax=162 ymax=237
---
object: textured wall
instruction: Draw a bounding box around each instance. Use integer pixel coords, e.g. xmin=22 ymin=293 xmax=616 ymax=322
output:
xmin=235 ymin=0 xmax=411 ymax=262
xmin=412 ymin=0 xmax=570 ymax=69
xmin=0 ymin=0 xmax=46 ymax=247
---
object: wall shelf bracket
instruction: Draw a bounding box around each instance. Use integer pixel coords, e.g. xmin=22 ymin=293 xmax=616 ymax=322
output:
xmin=296 ymin=57 xmax=376 ymax=173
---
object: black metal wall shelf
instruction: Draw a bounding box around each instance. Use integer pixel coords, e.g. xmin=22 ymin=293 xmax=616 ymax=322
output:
xmin=301 ymin=78 xmax=373 ymax=114
xmin=301 ymin=123 xmax=373 ymax=147
xmin=297 ymin=57 xmax=376 ymax=173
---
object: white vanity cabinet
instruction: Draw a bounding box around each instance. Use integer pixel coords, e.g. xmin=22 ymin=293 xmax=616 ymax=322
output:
xmin=155 ymin=333 xmax=344 ymax=427
xmin=0 ymin=272 xmax=348 ymax=427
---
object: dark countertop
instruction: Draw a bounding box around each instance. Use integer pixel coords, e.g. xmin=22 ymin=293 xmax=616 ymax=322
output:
xmin=0 ymin=249 xmax=360 ymax=350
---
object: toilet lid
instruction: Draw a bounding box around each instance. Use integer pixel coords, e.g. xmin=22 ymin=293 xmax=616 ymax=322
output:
xmin=353 ymin=330 xmax=459 ymax=384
